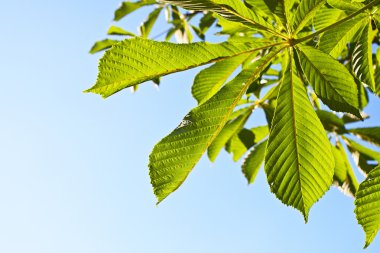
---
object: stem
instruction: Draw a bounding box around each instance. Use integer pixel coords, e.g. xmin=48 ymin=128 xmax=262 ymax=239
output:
xmin=295 ymin=0 xmax=380 ymax=44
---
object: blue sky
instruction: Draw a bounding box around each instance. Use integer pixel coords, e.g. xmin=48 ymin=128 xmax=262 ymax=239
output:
xmin=1 ymin=1 xmax=380 ymax=252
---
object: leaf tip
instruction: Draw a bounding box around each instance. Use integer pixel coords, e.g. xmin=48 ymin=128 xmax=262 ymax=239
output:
xmin=303 ymin=211 xmax=309 ymax=224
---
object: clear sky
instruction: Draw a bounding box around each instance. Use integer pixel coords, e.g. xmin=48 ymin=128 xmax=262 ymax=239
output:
xmin=1 ymin=1 xmax=380 ymax=252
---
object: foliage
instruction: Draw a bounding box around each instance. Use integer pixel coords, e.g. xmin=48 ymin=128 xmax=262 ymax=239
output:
xmin=88 ymin=0 xmax=380 ymax=248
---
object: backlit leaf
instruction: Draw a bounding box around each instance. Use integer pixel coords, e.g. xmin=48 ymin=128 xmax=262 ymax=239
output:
xmin=192 ymin=54 xmax=248 ymax=105
xmin=114 ymin=0 xmax=156 ymax=21
xmin=355 ymin=165 xmax=380 ymax=248
xmin=159 ymin=0 xmax=279 ymax=35
xmin=89 ymin=39 xmax=119 ymax=54
xmin=296 ymin=44 xmax=361 ymax=117
xmin=292 ymin=0 xmax=327 ymax=34
xmin=319 ymin=14 xmax=367 ymax=58
xmin=107 ymin=26 xmax=135 ymax=36
xmin=149 ymin=49 xmax=281 ymax=203
xmin=86 ymin=37 xmax=273 ymax=98
xmin=352 ymin=22 xmax=376 ymax=92
xmin=265 ymin=56 xmax=334 ymax=221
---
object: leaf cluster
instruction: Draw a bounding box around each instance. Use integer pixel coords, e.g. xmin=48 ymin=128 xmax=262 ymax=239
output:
xmin=88 ymin=0 xmax=380 ymax=248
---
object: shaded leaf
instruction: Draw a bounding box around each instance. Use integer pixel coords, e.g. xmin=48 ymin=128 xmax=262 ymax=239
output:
xmin=242 ymin=139 xmax=267 ymax=184
xmin=342 ymin=113 xmax=369 ymax=124
xmin=331 ymin=141 xmax=359 ymax=197
xmin=316 ymin=110 xmax=346 ymax=133
xmin=140 ymin=7 xmax=162 ymax=38
xmin=226 ymin=125 xmax=268 ymax=162
xmin=208 ymin=108 xmax=252 ymax=162
xmin=349 ymin=127 xmax=380 ymax=147
xmin=345 ymin=137 xmax=380 ymax=175
xmin=89 ymin=39 xmax=119 ymax=54
xmin=226 ymin=128 xmax=256 ymax=161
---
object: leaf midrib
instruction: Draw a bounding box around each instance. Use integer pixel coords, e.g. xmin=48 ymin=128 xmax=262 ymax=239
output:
xmin=288 ymin=57 xmax=307 ymax=216
xmin=90 ymin=42 xmax=286 ymax=97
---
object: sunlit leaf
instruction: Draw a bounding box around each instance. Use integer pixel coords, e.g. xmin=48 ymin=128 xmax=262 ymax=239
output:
xmin=296 ymin=44 xmax=361 ymax=117
xmin=319 ymin=14 xmax=367 ymax=58
xmin=114 ymin=0 xmax=156 ymax=21
xmin=265 ymin=56 xmax=334 ymax=221
xmin=89 ymin=39 xmax=119 ymax=54
xmin=148 ymin=49 xmax=281 ymax=203
xmin=352 ymin=23 xmax=376 ymax=92
xmin=107 ymin=26 xmax=135 ymax=36
xmin=292 ymin=0 xmax=327 ymax=34
xmin=192 ymin=54 xmax=248 ymax=105
xmin=355 ymin=165 xmax=380 ymax=248
xmin=87 ymin=37 xmax=273 ymax=98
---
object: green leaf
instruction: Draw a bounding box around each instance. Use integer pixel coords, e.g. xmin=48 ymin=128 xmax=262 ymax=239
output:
xmin=245 ymin=0 xmax=293 ymax=29
xmin=313 ymin=6 xmax=344 ymax=31
xmin=352 ymin=22 xmax=376 ymax=92
xmin=342 ymin=113 xmax=369 ymax=124
xmin=244 ymin=0 xmax=276 ymax=18
xmin=140 ymin=7 xmax=162 ymax=38
xmin=242 ymin=139 xmax=267 ymax=184
xmin=160 ymin=0 xmax=279 ymax=35
xmin=226 ymin=128 xmax=256 ymax=161
xmin=356 ymin=75 xmax=369 ymax=109
xmin=318 ymin=14 xmax=367 ymax=58
xmin=355 ymin=165 xmax=380 ymax=248
xmin=192 ymin=54 xmax=247 ymax=104
xmin=208 ymin=108 xmax=252 ymax=162
xmin=327 ymin=0 xmax=365 ymax=12
xmin=265 ymin=56 xmax=334 ymax=221
xmin=107 ymin=26 xmax=135 ymax=36
xmin=199 ymin=12 xmax=216 ymax=34
xmin=86 ymin=37 xmax=273 ymax=98
xmin=114 ymin=0 xmax=156 ymax=21
xmin=89 ymin=39 xmax=119 ymax=54
xmin=226 ymin=125 xmax=268 ymax=161
xmin=292 ymin=0 xmax=327 ymax=34
xmin=331 ymin=141 xmax=359 ymax=197
xmin=296 ymin=44 xmax=361 ymax=117
xmin=270 ymin=0 xmax=293 ymax=28
xmin=148 ymin=49 xmax=281 ymax=203
xmin=316 ymin=110 xmax=346 ymax=133
xmin=216 ymin=15 xmax=252 ymax=35
xmin=261 ymin=101 xmax=276 ymax=128
xmin=344 ymin=137 xmax=380 ymax=175
xmin=349 ymin=127 xmax=380 ymax=147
